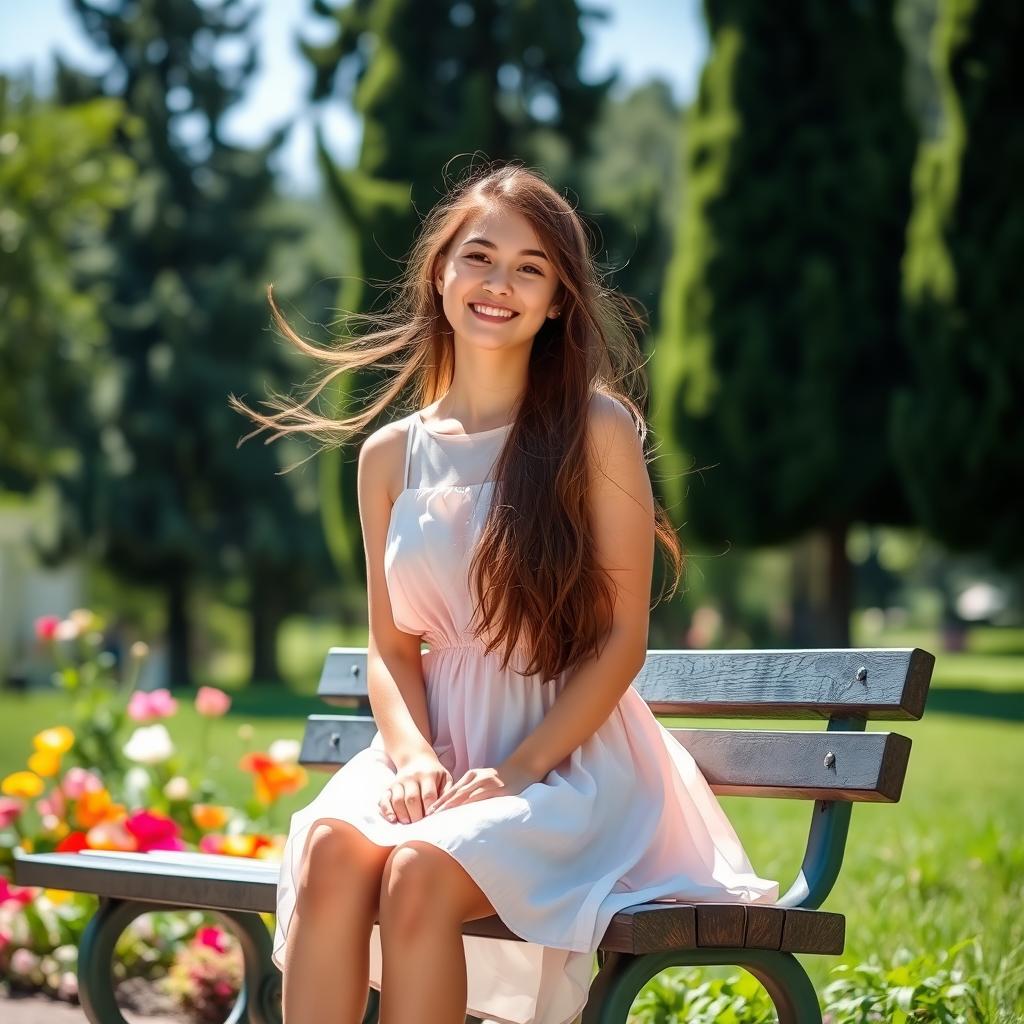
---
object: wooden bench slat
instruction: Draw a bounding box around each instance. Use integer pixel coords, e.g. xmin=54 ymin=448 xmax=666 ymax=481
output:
xmin=300 ymin=716 xmax=913 ymax=802
xmin=13 ymin=851 xmax=843 ymax=954
xmin=318 ymin=647 xmax=933 ymax=720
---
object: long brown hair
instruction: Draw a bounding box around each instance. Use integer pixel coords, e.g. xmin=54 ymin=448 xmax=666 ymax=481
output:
xmin=230 ymin=158 xmax=684 ymax=683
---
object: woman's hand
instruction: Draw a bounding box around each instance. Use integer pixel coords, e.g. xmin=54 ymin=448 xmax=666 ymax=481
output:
xmin=424 ymin=760 xmax=539 ymax=815
xmin=380 ymin=754 xmax=453 ymax=824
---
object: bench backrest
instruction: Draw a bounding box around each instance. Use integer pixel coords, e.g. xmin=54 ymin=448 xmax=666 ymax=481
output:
xmin=298 ymin=646 xmax=935 ymax=908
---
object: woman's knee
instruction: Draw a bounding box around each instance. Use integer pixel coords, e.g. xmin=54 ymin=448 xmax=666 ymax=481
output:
xmin=297 ymin=819 xmax=389 ymax=906
xmin=378 ymin=842 xmax=471 ymax=935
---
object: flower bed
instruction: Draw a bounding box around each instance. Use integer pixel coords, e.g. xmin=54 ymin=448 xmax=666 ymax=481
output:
xmin=0 ymin=609 xmax=307 ymax=1016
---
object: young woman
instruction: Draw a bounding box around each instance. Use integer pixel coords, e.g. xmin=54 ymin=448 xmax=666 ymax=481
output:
xmin=231 ymin=160 xmax=778 ymax=1024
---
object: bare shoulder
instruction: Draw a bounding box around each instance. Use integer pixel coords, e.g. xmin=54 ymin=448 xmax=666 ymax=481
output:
xmin=585 ymin=392 xmax=644 ymax=472
xmin=357 ymin=414 xmax=412 ymax=508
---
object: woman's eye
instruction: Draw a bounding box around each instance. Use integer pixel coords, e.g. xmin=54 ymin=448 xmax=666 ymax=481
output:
xmin=465 ymin=253 xmax=542 ymax=275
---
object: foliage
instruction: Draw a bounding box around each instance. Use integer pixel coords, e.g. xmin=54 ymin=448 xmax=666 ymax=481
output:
xmin=894 ymin=0 xmax=1024 ymax=568
xmin=0 ymin=71 xmax=135 ymax=493
xmin=626 ymin=939 xmax=985 ymax=1023
xmin=650 ymin=2 xmax=919 ymax=645
xmin=49 ymin=0 xmax=326 ymax=689
xmin=162 ymin=924 xmax=243 ymax=1022
xmin=820 ymin=938 xmax=985 ymax=1023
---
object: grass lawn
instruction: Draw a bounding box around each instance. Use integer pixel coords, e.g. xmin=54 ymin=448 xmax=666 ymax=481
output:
xmin=1 ymin=633 xmax=1021 ymax=1018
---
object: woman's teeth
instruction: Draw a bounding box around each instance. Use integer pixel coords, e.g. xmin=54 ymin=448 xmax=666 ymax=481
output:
xmin=470 ymin=304 xmax=517 ymax=320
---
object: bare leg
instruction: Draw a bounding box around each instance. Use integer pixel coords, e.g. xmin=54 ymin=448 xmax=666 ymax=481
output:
xmin=282 ymin=819 xmax=392 ymax=1024
xmin=378 ymin=841 xmax=496 ymax=1024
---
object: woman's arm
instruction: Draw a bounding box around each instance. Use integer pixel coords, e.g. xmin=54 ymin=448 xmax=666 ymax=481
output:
xmin=500 ymin=394 xmax=655 ymax=782
xmin=357 ymin=422 xmax=437 ymax=769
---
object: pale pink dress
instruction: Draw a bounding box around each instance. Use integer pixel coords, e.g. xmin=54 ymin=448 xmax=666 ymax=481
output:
xmin=272 ymin=408 xmax=779 ymax=1024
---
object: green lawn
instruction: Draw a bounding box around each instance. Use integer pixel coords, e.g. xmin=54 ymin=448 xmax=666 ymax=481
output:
xmin=1 ymin=630 xmax=1021 ymax=1018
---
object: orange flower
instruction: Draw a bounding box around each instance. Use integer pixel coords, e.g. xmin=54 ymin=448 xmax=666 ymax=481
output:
xmin=254 ymin=762 xmax=307 ymax=804
xmin=28 ymin=749 xmax=62 ymax=778
xmin=74 ymin=788 xmax=125 ymax=829
xmin=240 ymin=752 xmax=307 ymax=804
xmin=191 ymin=804 xmax=231 ymax=830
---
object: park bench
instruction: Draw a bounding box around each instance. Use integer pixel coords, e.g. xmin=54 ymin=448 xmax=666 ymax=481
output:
xmin=13 ymin=644 xmax=934 ymax=1024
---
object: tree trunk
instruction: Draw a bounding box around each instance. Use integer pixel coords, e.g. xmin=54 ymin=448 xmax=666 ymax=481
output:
xmin=248 ymin=569 xmax=285 ymax=685
xmin=790 ymin=526 xmax=852 ymax=648
xmin=166 ymin=570 xmax=193 ymax=690
xmin=824 ymin=520 xmax=852 ymax=648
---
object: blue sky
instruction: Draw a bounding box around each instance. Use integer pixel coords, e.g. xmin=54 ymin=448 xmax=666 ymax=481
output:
xmin=0 ymin=0 xmax=708 ymax=193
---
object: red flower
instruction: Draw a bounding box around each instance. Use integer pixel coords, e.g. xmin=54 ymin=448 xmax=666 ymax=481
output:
xmin=34 ymin=616 xmax=60 ymax=642
xmin=56 ymin=830 xmax=90 ymax=853
xmin=0 ymin=876 xmax=37 ymax=906
xmin=196 ymin=925 xmax=229 ymax=953
xmin=124 ymin=810 xmax=186 ymax=852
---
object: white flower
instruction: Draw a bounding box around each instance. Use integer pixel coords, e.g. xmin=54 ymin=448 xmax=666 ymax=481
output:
xmin=54 ymin=619 xmax=80 ymax=641
xmin=163 ymin=775 xmax=191 ymax=800
xmin=268 ymin=738 xmax=300 ymax=764
xmin=122 ymin=765 xmax=153 ymax=808
xmin=122 ymin=724 xmax=175 ymax=765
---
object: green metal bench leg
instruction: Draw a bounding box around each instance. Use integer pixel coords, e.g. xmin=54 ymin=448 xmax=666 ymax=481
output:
xmin=581 ymin=948 xmax=822 ymax=1024
xmin=78 ymin=898 xmax=287 ymax=1024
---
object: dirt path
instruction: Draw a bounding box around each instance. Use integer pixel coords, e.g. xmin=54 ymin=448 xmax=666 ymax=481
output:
xmin=0 ymin=994 xmax=184 ymax=1024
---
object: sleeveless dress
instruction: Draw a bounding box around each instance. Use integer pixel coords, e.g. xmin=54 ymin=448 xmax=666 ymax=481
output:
xmin=272 ymin=408 xmax=779 ymax=1024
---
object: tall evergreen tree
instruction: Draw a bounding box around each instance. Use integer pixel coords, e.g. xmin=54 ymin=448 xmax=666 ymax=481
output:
xmin=300 ymin=0 xmax=614 ymax=578
xmin=895 ymin=0 xmax=1023 ymax=569
xmin=54 ymin=0 xmax=325 ymax=687
xmin=652 ymin=2 xmax=918 ymax=645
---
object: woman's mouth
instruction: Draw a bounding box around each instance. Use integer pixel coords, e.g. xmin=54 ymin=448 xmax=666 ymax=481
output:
xmin=469 ymin=303 xmax=519 ymax=324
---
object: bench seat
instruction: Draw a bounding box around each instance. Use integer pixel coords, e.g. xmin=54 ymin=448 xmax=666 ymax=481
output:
xmin=14 ymin=848 xmax=843 ymax=955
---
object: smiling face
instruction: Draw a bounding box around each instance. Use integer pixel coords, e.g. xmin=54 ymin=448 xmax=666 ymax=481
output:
xmin=434 ymin=204 xmax=562 ymax=348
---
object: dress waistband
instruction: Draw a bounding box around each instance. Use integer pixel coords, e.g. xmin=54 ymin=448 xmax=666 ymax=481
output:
xmin=423 ymin=641 xmax=484 ymax=654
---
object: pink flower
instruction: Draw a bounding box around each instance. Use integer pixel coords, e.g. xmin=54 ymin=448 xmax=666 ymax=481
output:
xmin=61 ymin=766 xmax=104 ymax=799
xmin=127 ymin=688 xmax=179 ymax=723
xmin=196 ymin=925 xmax=229 ymax=953
xmin=0 ymin=876 xmax=36 ymax=907
xmin=37 ymin=788 xmax=66 ymax=820
xmin=0 ymin=926 xmax=12 ymax=952
xmin=124 ymin=810 xmax=186 ymax=852
xmin=34 ymin=615 xmax=60 ymax=642
xmin=195 ymin=686 xmax=231 ymax=717
xmin=199 ymin=833 xmax=224 ymax=854
xmin=0 ymin=797 xmax=24 ymax=829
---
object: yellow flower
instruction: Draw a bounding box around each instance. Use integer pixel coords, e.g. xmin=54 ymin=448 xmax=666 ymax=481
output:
xmin=2 ymin=771 xmax=45 ymax=798
xmin=221 ymin=834 xmax=257 ymax=857
xmin=33 ymin=726 xmax=75 ymax=755
xmin=20 ymin=837 xmax=34 ymax=852
xmin=44 ymin=888 xmax=74 ymax=904
xmin=28 ymin=749 xmax=62 ymax=778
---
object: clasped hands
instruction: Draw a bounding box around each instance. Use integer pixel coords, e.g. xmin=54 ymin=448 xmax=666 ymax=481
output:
xmin=378 ymin=753 xmax=537 ymax=825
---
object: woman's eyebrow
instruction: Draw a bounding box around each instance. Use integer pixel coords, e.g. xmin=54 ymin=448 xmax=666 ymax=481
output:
xmin=460 ymin=237 xmax=549 ymax=261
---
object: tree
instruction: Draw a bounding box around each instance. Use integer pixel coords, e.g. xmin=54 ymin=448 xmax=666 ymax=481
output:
xmin=895 ymin=0 xmax=1024 ymax=572
xmin=0 ymin=72 xmax=134 ymax=495
xmin=579 ymin=79 xmax=685 ymax=344
xmin=299 ymin=0 xmax=615 ymax=579
xmin=651 ymin=2 xmax=918 ymax=646
xmin=55 ymin=0 xmax=324 ymax=687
